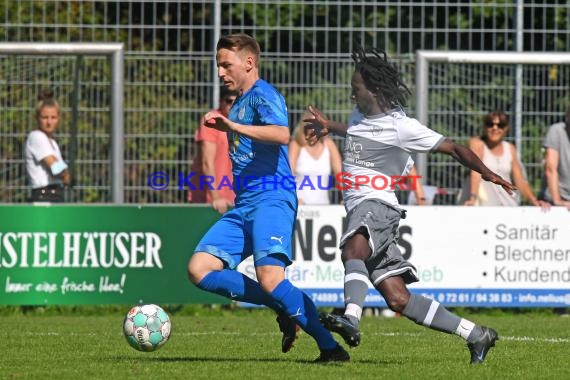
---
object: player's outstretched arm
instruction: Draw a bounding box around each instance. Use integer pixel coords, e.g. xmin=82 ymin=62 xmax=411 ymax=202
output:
xmin=435 ymin=138 xmax=517 ymax=195
xmin=304 ymin=105 xmax=349 ymax=145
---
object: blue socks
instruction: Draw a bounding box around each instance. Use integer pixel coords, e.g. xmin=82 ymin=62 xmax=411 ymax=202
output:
xmin=196 ymin=270 xmax=280 ymax=310
xmin=197 ymin=272 xmax=338 ymax=350
xmin=271 ymin=279 xmax=337 ymax=350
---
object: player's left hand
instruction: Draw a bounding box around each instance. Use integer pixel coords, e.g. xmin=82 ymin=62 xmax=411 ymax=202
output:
xmin=481 ymin=171 xmax=517 ymax=195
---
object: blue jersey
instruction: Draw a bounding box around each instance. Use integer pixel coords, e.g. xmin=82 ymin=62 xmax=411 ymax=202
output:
xmin=227 ymin=79 xmax=296 ymax=205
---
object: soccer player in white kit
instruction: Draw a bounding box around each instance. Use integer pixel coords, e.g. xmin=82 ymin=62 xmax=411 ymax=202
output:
xmin=305 ymin=46 xmax=516 ymax=364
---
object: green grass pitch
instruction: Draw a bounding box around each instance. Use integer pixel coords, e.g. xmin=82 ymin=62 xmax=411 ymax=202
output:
xmin=1 ymin=308 xmax=569 ymax=379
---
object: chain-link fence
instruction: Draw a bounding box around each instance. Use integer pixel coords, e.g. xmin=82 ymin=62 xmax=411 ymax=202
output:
xmin=1 ymin=1 xmax=569 ymax=204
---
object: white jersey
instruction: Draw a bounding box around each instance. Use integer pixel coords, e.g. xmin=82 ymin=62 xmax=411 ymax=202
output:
xmin=343 ymin=108 xmax=444 ymax=212
xmin=25 ymin=130 xmax=65 ymax=188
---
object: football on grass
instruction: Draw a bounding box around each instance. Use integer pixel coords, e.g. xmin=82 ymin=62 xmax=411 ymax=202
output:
xmin=123 ymin=304 xmax=171 ymax=351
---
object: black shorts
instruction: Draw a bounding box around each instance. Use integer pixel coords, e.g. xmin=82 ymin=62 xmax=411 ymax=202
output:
xmin=31 ymin=185 xmax=64 ymax=202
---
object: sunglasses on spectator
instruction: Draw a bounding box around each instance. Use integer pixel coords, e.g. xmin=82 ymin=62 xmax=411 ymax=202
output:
xmin=485 ymin=120 xmax=507 ymax=129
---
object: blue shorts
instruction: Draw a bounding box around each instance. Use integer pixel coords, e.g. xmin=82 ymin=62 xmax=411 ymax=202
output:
xmin=194 ymin=200 xmax=296 ymax=269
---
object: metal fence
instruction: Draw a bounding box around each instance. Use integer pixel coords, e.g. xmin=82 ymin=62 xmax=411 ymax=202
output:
xmin=416 ymin=53 xmax=570 ymax=204
xmin=1 ymin=1 xmax=569 ymax=204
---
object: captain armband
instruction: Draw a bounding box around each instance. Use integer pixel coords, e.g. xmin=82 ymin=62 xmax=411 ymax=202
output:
xmin=51 ymin=160 xmax=68 ymax=176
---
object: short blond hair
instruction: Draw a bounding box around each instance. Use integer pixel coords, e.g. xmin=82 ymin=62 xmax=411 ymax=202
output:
xmin=217 ymin=33 xmax=261 ymax=67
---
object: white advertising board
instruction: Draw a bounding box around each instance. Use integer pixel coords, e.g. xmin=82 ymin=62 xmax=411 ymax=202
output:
xmin=238 ymin=206 xmax=570 ymax=307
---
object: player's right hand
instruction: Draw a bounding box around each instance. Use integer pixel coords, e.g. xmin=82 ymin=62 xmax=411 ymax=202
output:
xmin=304 ymin=105 xmax=330 ymax=145
xmin=204 ymin=112 xmax=234 ymax=133
xmin=212 ymin=198 xmax=233 ymax=214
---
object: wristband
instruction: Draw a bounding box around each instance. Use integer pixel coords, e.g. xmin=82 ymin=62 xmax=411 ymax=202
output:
xmin=51 ymin=160 xmax=68 ymax=176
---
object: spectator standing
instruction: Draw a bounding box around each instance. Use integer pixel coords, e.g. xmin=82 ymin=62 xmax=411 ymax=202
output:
xmin=289 ymin=111 xmax=342 ymax=205
xmin=24 ymin=90 xmax=70 ymax=202
xmin=539 ymin=106 xmax=570 ymax=210
xmin=464 ymin=110 xmax=548 ymax=208
xmin=189 ymin=86 xmax=238 ymax=213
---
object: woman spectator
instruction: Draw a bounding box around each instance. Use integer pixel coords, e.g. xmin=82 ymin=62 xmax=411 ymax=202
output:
xmin=289 ymin=111 xmax=342 ymax=205
xmin=464 ymin=110 xmax=548 ymax=208
xmin=25 ymin=90 xmax=70 ymax=202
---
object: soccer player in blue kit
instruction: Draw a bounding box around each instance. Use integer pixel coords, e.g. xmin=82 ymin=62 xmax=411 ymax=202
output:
xmin=187 ymin=33 xmax=349 ymax=362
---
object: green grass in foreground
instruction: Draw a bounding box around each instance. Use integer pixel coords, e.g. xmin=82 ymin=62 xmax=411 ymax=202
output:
xmin=1 ymin=308 xmax=569 ymax=380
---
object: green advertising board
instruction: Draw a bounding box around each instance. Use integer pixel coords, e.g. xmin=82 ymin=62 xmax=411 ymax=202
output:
xmin=0 ymin=204 xmax=229 ymax=305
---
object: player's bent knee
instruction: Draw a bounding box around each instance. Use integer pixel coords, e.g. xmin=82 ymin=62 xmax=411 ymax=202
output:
xmin=341 ymin=247 xmax=367 ymax=261
xmin=256 ymin=266 xmax=285 ymax=293
xmin=187 ymin=260 xmax=202 ymax=285
xmin=257 ymin=277 xmax=280 ymax=294
xmin=385 ymin=292 xmax=409 ymax=312
xmin=187 ymin=252 xmax=221 ymax=285
xmin=341 ymin=233 xmax=371 ymax=261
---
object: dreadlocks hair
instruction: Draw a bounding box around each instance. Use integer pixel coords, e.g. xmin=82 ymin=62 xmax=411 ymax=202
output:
xmin=351 ymin=46 xmax=411 ymax=110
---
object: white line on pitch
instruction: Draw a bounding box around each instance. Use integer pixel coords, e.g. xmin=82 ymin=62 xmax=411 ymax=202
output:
xmin=17 ymin=331 xmax=570 ymax=343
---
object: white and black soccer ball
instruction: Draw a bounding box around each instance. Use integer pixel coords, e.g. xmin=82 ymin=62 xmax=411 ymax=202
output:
xmin=123 ymin=304 xmax=171 ymax=352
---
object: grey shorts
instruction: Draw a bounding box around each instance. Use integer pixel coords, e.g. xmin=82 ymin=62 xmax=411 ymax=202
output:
xmin=340 ymin=198 xmax=419 ymax=286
